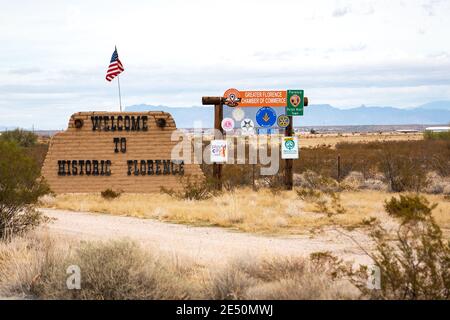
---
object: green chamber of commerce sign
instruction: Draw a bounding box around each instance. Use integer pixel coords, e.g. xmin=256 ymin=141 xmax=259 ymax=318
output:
xmin=286 ymin=90 xmax=304 ymax=116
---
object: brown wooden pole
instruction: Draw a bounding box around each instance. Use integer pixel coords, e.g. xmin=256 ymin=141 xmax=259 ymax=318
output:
xmin=213 ymin=103 xmax=224 ymax=191
xmin=202 ymin=97 xmax=225 ymax=191
xmin=284 ymin=116 xmax=294 ymax=190
xmin=202 ymin=96 xmax=223 ymax=105
xmin=283 ymin=96 xmax=308 ymax=190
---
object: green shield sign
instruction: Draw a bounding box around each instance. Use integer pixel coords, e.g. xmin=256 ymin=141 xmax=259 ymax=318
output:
xmin=286 ymin=90 xmax=304 ymax=116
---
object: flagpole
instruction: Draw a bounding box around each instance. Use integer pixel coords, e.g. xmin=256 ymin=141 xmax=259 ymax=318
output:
xmin=117 ymin=75 xmax=122 ymax=112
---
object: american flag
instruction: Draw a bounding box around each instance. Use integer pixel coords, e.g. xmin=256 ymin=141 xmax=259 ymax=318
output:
xmin=105 ymin=47 xmax=124 ymax=82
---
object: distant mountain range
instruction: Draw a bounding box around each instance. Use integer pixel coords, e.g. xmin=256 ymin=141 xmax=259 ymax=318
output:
xmin=415 ymin=101 xmax=450 ymax=110
xmin=126 ymin=101 xmax=450 ymax=128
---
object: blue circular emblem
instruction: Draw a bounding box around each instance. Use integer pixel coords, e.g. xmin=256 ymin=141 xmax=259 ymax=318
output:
xmin=256 ymin=107 xmax=277 ymax=127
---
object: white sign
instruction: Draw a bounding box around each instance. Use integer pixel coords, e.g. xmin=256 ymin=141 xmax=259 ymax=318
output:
xmin=210 ymin=140 xmax=228 ymax=163
xmin=281 ymin=136 xmax=299 ymax=159
xmin=221 ymin=118 xmax=235 ymax=132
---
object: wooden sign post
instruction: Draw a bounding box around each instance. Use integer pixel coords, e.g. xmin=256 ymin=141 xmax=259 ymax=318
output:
xmin=284 ymin=116 xmax=294 ymax=190
xmin=202 ymin=91 xmax=308 ymax=191
xmin=202 ymin=97 xmax=224 ymax=190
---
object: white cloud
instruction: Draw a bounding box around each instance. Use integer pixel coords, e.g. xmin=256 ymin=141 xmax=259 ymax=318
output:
xmin=333 ymin=6 xmax=352 ymax=17
xmin=0 ymin=0 xmax=450 ymax=128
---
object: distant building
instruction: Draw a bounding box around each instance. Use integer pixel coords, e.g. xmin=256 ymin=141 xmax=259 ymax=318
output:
xmin=425 ymin=127 xmax=450 ymax=132
xmin=396 ymin=129 xmax=419 ymax=133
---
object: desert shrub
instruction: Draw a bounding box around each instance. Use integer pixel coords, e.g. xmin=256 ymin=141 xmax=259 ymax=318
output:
xmin=0 ymin=129 xmax=38 ymax=148
xmin=361 ymin=216 xmax=378 ymax=226
xmin=263 ymin=174 xmax=285 ymax=195
xmin=160 ymin=175 xmax=216 ymax=201
xmin=296 ymin=140 xmax=450 ymax=182
xmin=25 ymin=143 xmax=49 ymax=169
xmin=67 ymin=240 xmax=189 ymax=299
xmin=296 ymin=184 xmax=346 ymax=216
xmin=430 ymin=150 xmax=450 ymax=177
xmin=361 ymin=177 xmax=388 ymax=191
xmin=0 ymin=237 xmax=182 ymax=299
xmin=206 ymin=256 xmax=358 ymax=300
xmin=378 ymin=145 xmax=429 ymax=192
xmin=200 ymin=139 xmax=449 ymax=191
xmin=424 ymin=172 xmax=450 ymax=194
xmin=339 ymin=171 xmax=388 ymax=191
xmin=337 ymin=195 xmax=450 ymax=300
xmin=424 ymin=130 xmax=450 ymax=141
xmin=0 ymin=141 xmax=51 ymax=241
xmin=207 ymin=265 xmax=255 ymax=300
xmin=296 ymin=187 xmax=322 ymax=202
xmin=221 ymin=165 xmax=259 ymax=191
xmin=294 ymin=170 xmax=340 ymax=193
xmin=0 ymin=129 xmax=49 ymax=171
xmin=100 ymin=189 xmax=121 ymax=200
xmin=14 ymin=238 xmax=194 ymax=300
xmin=0 ymin=233 xmax=56 ymax=297
xmin=312 ymin=192 xmax=346 ymax=217
xmin=328 ymin=193 xmax=347 ymax=215
xmin=384 ymin=194 xmax=436 ymax=223
xmin=340 ymin=171 xmax=365 ymax=190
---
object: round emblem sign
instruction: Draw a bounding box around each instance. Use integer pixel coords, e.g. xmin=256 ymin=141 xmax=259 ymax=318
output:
xmin=285 ymin=139 xmax=295 ymax=150
xmin=232 ymin=108 xmax=245 ymax=121
xmin=277 ymin=114 xmax=290 ymax=128
xmin=240 ymin=118 xmax=255 ymax=135
xmin=256 ymin=107 xmax=277 ymax=128
xmin=290 ymin=94 xmax=301 ymax=108
xmin=223 ymin=88 xmax=241 ymax=107
xmin=221 ymin=118 xmax=235 ymax=132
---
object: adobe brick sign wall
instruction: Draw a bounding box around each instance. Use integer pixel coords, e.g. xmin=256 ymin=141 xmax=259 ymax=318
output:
xmin=42 ymin=111 xmax=203 ymax=193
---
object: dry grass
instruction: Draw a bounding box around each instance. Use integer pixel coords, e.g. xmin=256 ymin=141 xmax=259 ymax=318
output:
xmin=41 ymin=189 xmax=450 ymax=236
xmin=0 ymin=233 xmax=202 ymax=299
xmin=298 ymin=132 xmax=423 ymax=148
xmin=206 ymin=256 xmax=358 ymax=300
xmin=0 ymin=232 xmax=62 ymax=298
xmin=0 ymin=233 xmax=358 ymax=300
xmin=214 ymin=132 xmax=423 ymax=149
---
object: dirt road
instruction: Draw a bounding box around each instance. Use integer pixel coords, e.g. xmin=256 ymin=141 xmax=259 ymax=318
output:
xmin=41 ymin=208 xmax=373 ymax=266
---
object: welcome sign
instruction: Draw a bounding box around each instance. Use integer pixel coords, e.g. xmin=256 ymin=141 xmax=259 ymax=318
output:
xmin=42 ymin=111 xmax=203 ymax=193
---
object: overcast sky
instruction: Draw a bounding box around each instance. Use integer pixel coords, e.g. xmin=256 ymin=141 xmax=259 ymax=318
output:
xmin=1 ymin=0 xmax=450 ymax=129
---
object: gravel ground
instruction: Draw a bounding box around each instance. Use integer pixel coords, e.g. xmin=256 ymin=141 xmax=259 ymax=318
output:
xmin=40 ymin=208 xmax=373 ymax=266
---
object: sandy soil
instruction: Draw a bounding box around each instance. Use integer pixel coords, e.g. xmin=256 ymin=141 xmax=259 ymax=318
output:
xmin=40 ymin=208 xmax=373 ymax=266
